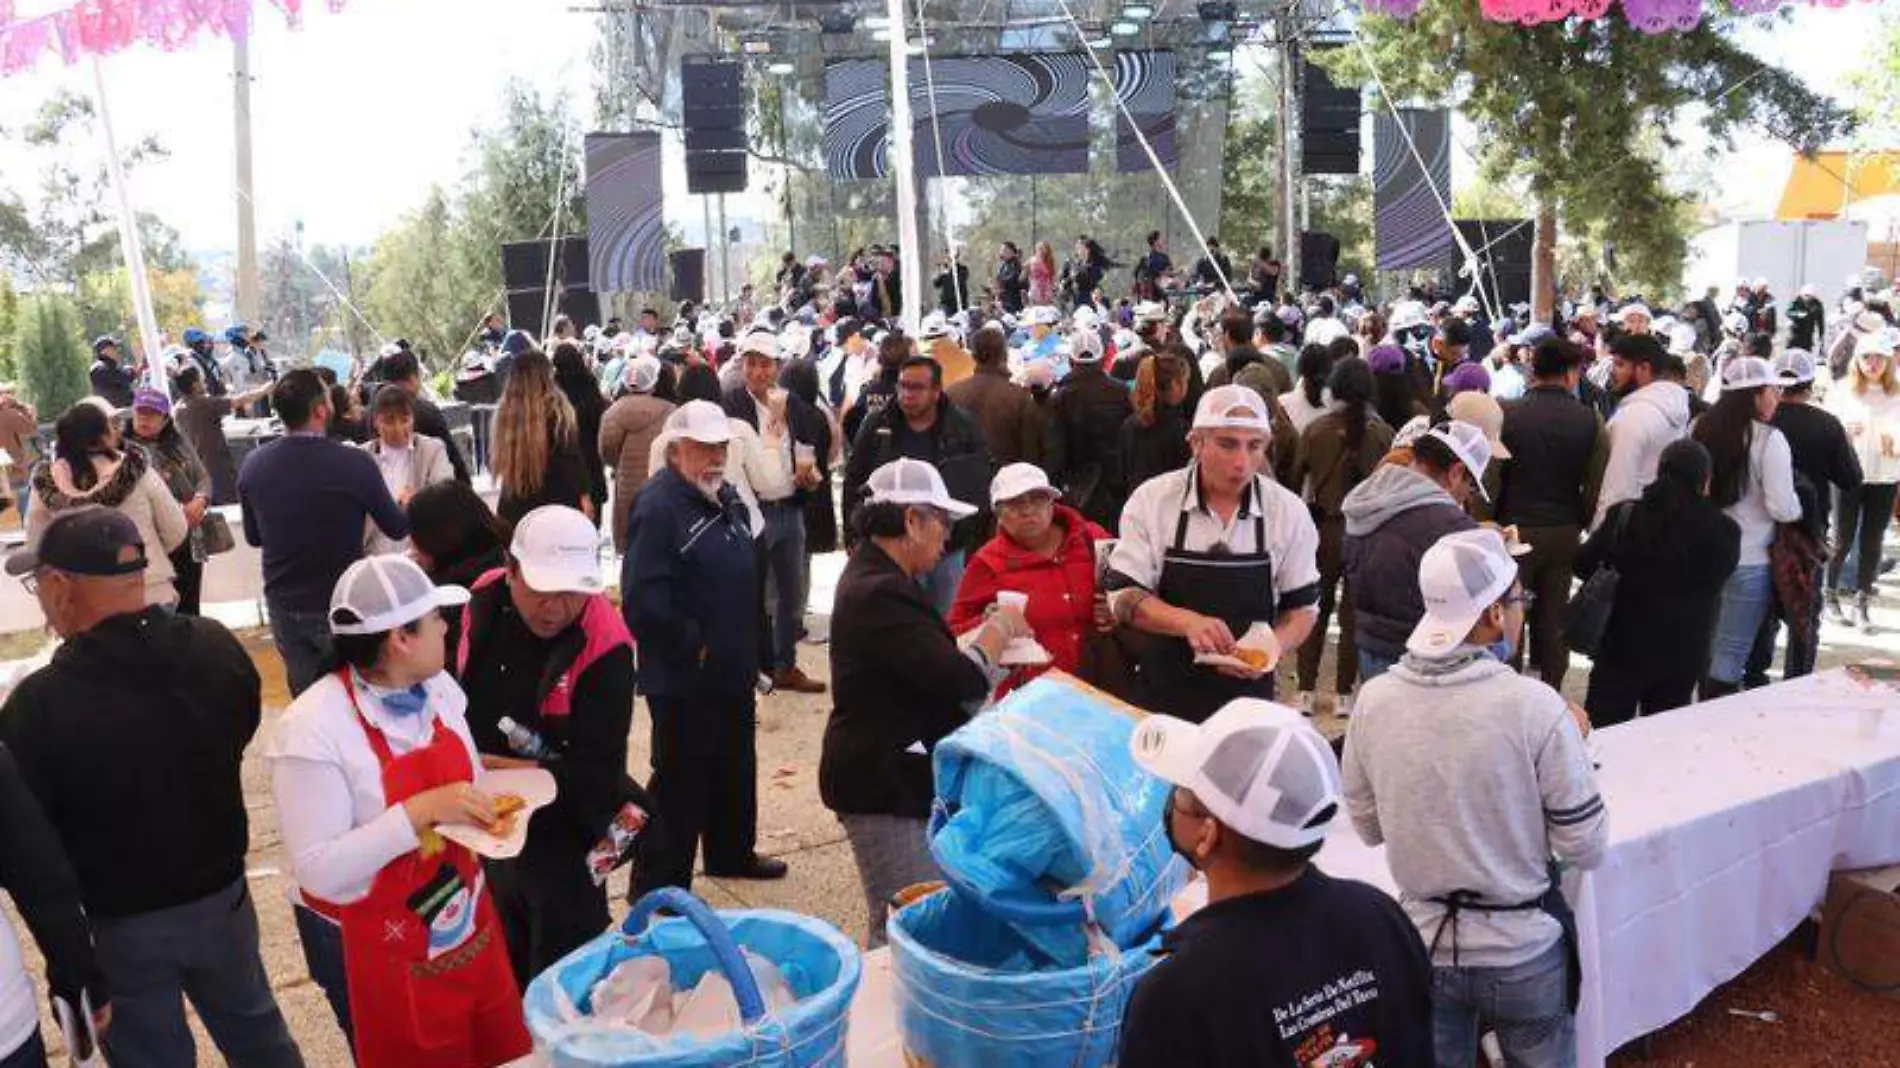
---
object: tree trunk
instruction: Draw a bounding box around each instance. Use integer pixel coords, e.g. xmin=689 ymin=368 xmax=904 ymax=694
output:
xmin=1532 ymin=200 xmax=1558 ymax=325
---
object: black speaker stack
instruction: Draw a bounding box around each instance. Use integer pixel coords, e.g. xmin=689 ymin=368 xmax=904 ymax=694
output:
xmin=668 ymin=248 xmax=707 ymax=305
xmin=1452 ymin=219 xmax=1533 ymax=310
xmin=500 ymin=236 xmax=600 ymax=333
xmin=1301 ymin=50 xmax=1361 ymax=176
xmin=683 ymin=57 xmax=748 ymax=196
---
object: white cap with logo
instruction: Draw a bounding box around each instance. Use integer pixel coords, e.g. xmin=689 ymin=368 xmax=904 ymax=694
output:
xmin=1130 ymin=698 xmax=1342 ymax=850
xmin=329 ymin=554 xmax=470 ymax=636
xmin=1191 ymin=384 xmax=1272 ymax=434
xmin=1719 ymin=355 xmax=1793 ymax=392
xmin=1024 ymin=306 xmax=1062 ymax=327
xmin=1407 ymin=527 xmax=1518 ymax=657
xmin=867 ymin=458 xmax=977 ymax=519
xmin=990 ymin=462 xmax=1056 ymax=506
xmin=1422 ymin=420 xmax=1496 ymax=501
xmin=662 ymin=400 xmax=734 ymax=446
xmin=510 ymin=505 xmax=604 ymax=595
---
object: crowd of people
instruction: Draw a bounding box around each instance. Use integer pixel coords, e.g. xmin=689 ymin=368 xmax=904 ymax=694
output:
xmin=0 ymin=239 xmax=1894 ymax=1068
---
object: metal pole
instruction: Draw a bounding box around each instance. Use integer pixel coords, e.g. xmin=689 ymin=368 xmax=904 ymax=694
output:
xmin=1280 ymin=16 xmax=1302 ymax=298
xmin=90 ymin=57 xmax=164 ymax=393
xmin=702 ymin=194 xmax=715 ymax=305
xmin=887 ymin=0 xmax=923 ymax=330
xmin=717 ymin=193 xmax=730 ymax=305
xmin=233 ymin=34 xmax=261 ymax=328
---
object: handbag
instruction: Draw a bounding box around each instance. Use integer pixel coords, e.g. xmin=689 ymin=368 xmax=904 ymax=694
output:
xmin=199 ymin=510 xmax=236 ymax=555
xmin=1564 ymin=504 xmax=1631 ymax=657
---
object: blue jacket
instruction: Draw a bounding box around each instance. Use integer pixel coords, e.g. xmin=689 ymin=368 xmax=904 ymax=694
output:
xmin=621 ymin=465 xmax=760 ymax=698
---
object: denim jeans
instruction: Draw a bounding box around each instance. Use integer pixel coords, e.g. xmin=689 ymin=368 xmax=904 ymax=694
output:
xmin=757 ymin=501 xmax=809 ymax=672
xmin=918 ymin=548 xmax=967 ymax=618
xmin=1358 ymin=649 xmax=1399 ymax=686
xmin=267 ymin=602 xmax=334 ymax=699
xmin=0 ymin=1031 xmax=45 ymax=1068
xmin=1708 ymin=564 xmax=1773 ymax=686
xmin=291 ymin=905 xmax=352 ymax=1052
xmin=1433 ymin=940 xmax=1574 ymax=1068
xmin=94 ymin=880 xmax=304 ymax=1068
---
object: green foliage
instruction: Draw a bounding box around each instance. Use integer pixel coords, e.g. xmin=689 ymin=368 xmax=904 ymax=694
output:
xmin=0 ymin=278 xmax=16 ymax=384
xmin=1220 ymin=106 xmax=1277 ymax=263
xmin=360 ymin=189 xmax=486 ymax=366
xmin=1310 ymin=175 xmax=1377 ymax=285
xmin=1320 ymin=11 xmax=1854 ymax=299
xmin=75 ymin=267 xmax=203 ymax=343
xmin=14 ymin=295 xmax=87 ymax=415
xmin=1846 ymin=11 xmax=1900 ymax=150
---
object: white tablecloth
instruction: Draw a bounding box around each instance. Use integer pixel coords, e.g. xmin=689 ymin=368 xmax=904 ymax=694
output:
xmin=520 ymin=670 xmax=1900 ymax=1068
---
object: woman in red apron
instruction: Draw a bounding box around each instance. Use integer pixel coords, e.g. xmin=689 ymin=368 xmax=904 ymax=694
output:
xmin=270 ymin=555 xmax=532 ymax=1068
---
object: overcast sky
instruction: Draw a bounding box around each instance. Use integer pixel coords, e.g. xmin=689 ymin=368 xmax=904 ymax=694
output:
xmin=0 ymin=0 xmax=1882 ymax=252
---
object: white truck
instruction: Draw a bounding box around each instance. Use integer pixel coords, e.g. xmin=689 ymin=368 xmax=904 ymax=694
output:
xmin=1684 ymin=219 xmax=1870 ymax=308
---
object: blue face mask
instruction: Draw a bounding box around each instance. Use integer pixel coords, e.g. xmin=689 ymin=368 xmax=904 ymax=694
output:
xmin=363 ymin=678 xmax=429 ymax=718
xmin=1483 ymin=639 xmax=1514 ymax=663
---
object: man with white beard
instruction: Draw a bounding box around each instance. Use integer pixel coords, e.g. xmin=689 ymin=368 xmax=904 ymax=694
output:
xmin=622 ymin=401 xmax=788 ymax=893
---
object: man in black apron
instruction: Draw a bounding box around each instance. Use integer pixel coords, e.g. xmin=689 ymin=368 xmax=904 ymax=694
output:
xmin=1104 ymin=385 xmax=1322 ymax=723
xmin=1339 ymin=527 xmax=1607 ymax=1068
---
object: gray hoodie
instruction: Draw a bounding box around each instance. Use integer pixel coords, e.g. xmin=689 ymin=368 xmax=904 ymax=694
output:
xmin=1341 ymin=465 xmax=1478 ymax=659
xmin=1343 ymin=650 xmax=1607 ymax=969
xmin=1593 ymin=380 xmax=1690 ymax=529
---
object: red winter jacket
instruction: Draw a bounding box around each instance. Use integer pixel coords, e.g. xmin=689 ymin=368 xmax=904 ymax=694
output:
xmin=948 ymin=504 xmax=1109 ymax=696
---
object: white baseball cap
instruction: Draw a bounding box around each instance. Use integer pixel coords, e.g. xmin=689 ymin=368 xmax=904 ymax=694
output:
xmin=1130 ymin=698 xmax=1342 ymax=851
xmin=1132 ymin=301 xmax=1168 ymax=324
xmin=1392 ymin=414 xmax=1431 ymax=450
xmin=1614 ymin=303 xmax=1652 ymax=323
xmin=1859 ymin=328 xmax=1900 ymax=359
xmin=737 ymin=330 xmax=781 ymax=361
xmin=1069 ymin=326 xmax=1104 ymax=364
xmin=1720 ymin=355 xmax=1791 ymax=392
xmin=1406 ymin=527 xmax=1519 ymax=658
xmin=780 ymin=324 xmax=813 ymax=358
xmin=1722 ymin=310 xmax=1749 ymax=334
xmin=624 ymin=355 xmax=663 ymax=393
xmin=1771 ymin=349 xmax=1817 ymax=385
xmin=1191 ymin=384 xmax=1272 ymax=434
xmin=329 ymin=554 xmax=470 ymax=637
xmin=1072 ymin=305 xmax=1101 ymax=331
xmin=867 ymin=457 xmax=977 ymax=519
xmin=1388 ymin=301 xmax=1429 ymax=333
xmin=1422 ymin=420 xmax=1494 ymax=500
xmin=509 ymin=505 xmax=604 ymax=595
xmin=990 ymin=462 xmax=1056 ymax=506
xmin=919 ymin=314 xmax=957 ymax=342
xmin=1666 ymin=323 xmax=1699 ymax=356
xmin=1024 ymin=306 xmax=1062 ymax=327
xmin=1452 ymin=294 xmax=1480 ymax=314
xmin=1444 ymin=393 xmax=1513 ymax=461
xmin=662 ymin=400 xmax=734 ymax=445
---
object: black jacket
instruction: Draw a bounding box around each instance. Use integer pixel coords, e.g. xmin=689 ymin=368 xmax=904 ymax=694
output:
xmin=1577 ymin=488 xmax=1741 ymax=682
xmin=1771 ymin=399 xmax=1862 ymax=537
xmin=820 ymin=543 xmax=989 ymax=818
xmin=776 ymin=359 xmax=840 ymax=552
xmin=413 ymin=394 xmax=472 ymax=484
xmin=995 ymin=258 xmax=1026 ymax=313
xmin=1787 ymin=296 xmax=1826 ymax=352
xmin=1498 ymin=385 xmax=1605 ymax=529
xmin=1191 ymin=251 xmax=1233 ymax=290
xmin=89 ymin=357 xmax=136 ymax=409
xmin=0 ymin=743 xmax=104 ymax=1013
xmin=843 ymin=395 xmax=993 ymax=551
xmin=0 ymin=608 xmax=259 ymax=918
xmin=934 ymin=264 xmax=970 ymax=317
xmin=1118 ymin=407 xmax=1192 ymax=499
xmin=1047 ymin=363 xmax=1134 ymax=532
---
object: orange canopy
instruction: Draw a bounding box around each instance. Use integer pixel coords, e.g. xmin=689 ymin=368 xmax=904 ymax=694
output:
xmin=1777 ymin=152 xmax=1900 ymax=220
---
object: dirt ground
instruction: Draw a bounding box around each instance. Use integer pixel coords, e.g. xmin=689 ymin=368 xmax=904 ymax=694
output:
xmin=5 ymin=576 xmax=1900 ymax=1066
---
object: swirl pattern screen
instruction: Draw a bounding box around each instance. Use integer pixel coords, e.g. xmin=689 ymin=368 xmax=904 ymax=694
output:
xmin=826 ymin=53 xmax=1111 ymax=179
xmin=1373 ymin=108 xmax=1454 ymax=271
xmin=585 ymin=132 xmax=667 ymax=294
xmin=1113 ymin=50 xmax=1178 ymax=173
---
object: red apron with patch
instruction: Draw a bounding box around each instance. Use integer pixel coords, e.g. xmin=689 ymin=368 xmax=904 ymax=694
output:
xmin=334 ymin=669 xmax=532 ymax=1068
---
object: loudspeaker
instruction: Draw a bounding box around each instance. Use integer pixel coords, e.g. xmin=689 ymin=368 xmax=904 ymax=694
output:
xmin=669 ymin=248 xmax=706 ymax=305
xmin=501 ymin=238 xmax=589 ymax=291
xmin=506 ymin=287 xmax=601 ymax=333
xmin=1452 ymin=219 xmax=1533 ymax=309
xmin=682 ymin=56 xmax=748 ymax=196
xmin=1300 ymin=231 xmax=1341 ymax=291
xmin=1301 ymin=53 xmax=1361 ymax=176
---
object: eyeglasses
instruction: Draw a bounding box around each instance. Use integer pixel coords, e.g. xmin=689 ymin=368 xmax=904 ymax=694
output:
xmin=1501 ymin=590 xmax=1537 ymax=611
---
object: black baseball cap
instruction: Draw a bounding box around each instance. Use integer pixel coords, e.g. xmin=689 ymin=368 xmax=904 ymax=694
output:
xmin=5 ymin=507 xmax=147 ymax=579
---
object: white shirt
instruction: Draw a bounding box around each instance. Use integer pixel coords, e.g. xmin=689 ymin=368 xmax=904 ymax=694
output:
xmin=1106 ymin=464 xmax=1322 ymax=619
xmin=268 ymin=671 xmax=485 ymax=907
xmin=1279 ymin=388 xmax=1336 ymax=434
xmin=1725 ymin=422 xmax=1802 ymax=566
xmin=1825 ymin=382 xmax=1900 ymax=485
xmin=744 ymin=392 xmax=799 ymax=502
xmin=372 ymin=440 xmax=413 ymax=498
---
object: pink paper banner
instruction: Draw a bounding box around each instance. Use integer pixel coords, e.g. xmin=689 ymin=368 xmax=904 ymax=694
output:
xmin=0 ymin=0 xmax=344 ymax=76
xmin=1360 ymin=0 xmax=1871 ymax=33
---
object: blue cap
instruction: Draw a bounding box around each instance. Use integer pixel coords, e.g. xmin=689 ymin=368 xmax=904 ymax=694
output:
xmin=1510 ymin=323 xmax=1556 ymax=348
xmin=501 ymin=330 xmax=537 ymax=356
xmin=223 ymin=325 xmax=250 ymax=345
xmin=182 ymin=327 xmax=210 ymax=345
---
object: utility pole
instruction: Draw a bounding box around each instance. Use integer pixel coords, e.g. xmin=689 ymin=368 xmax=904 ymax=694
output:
xmin=234 ymin=33 xmax=261 ymax=327
xmin=1276 ymin=4 xmax=1302 ymax=299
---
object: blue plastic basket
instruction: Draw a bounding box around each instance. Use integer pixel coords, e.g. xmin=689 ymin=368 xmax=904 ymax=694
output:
xmin=887 ymin=885 xmax=1168 ymax=1068
xmin=524 ymin=888 xmax=863 ymax=1068
xmin=927 ymin=675 xmax=1187 ymax=959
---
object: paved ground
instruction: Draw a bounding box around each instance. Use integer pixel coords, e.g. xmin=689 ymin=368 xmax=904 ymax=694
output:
xmin=3 ymin=548 xmax=1900 ymax=1065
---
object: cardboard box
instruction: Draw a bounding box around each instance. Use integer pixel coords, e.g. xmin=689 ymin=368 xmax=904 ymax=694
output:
xmin=1816 ymin=866 xmax=1900 ymax=997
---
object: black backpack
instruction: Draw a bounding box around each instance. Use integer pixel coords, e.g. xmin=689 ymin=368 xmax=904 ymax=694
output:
xmin=1565 ymin=503 xmax=1632 ymax=657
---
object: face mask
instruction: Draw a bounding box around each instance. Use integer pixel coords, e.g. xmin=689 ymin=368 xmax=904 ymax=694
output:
xmin=1164 ymin=796 xmax=1203 ymax=871
xmin=363 ymin=677 xmax=429 ymax=718
xmin=1483 ymin=638 xmax=1514 ymax=663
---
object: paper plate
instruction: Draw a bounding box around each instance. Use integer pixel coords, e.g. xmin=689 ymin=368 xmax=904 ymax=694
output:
xmin=1193 ymin=622 xmax=1281 ymax=679
xmin=437 ymin=768 xmax=558 ymax=860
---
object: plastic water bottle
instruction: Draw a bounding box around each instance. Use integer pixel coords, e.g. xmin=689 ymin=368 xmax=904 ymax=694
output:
xmin=497 ymin=716 xmax=553 ymax=760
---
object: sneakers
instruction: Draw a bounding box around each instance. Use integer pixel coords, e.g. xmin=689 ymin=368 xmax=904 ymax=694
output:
xmin=1855 ymin=592 xmax=1876 ymax=633
xmin=771 ymin=667 xmax=828 ymax=695
xmin=1826 ymin=591 xmax=1851 ymax=628
xmin=1297 ymin=690 xmax=1316 ymax=717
